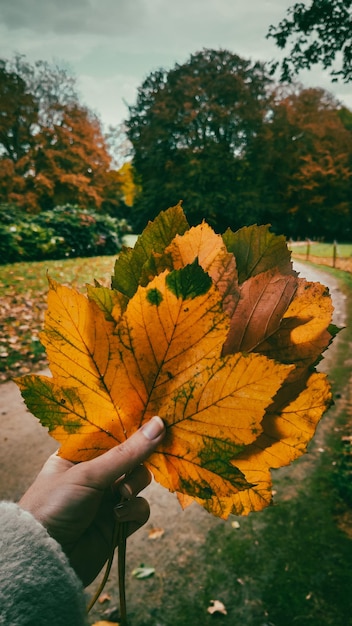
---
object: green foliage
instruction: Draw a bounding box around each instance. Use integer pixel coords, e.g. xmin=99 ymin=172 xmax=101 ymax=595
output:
xmin=126 ymin=49 xmax=272 ymax=233
xmin=35 ymin=205 xmax=129 ymax=258
xmin=267 ymin=0 xmax=352 ymax=82
xmin=0 ymin=55 xmax=126 ymax=215
xmin=0 ymin=203 xmax=129 ymax=264
xmin=126 ymin=49 xmax=352 ymax=240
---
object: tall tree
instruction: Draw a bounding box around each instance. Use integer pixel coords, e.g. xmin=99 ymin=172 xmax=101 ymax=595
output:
xmin=0 ymin=63 xmax=38 ymax=163
xmin=6 ymin=54 xmax=78 ymax=126
xmin=0 ymin=56 xmax=125 ymax=214
xmin=33 ymin=103 xmax=113 ymax=210
xmin=126 ymin=49 xmax=272 ymax=232
xmin=267 ymin=0 xmax=352 ymax=82
xmin=257 ymin=87 xmax=352 ymax=238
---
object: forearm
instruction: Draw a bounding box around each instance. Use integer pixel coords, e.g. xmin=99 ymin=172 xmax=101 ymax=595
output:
xmin=0 ymin=501 xmax=88 ymax=626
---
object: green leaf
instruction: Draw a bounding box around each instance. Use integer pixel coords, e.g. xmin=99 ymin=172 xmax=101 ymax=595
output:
xmin=166 ymin=261 xmax=213 ymax=299
xmin=223 ymin=224 xmax=294 ymax=284
xmin=87 ymin=285 xmax=127 ymax=322
xmin=111 ymin=204 xmax=189 ymax=297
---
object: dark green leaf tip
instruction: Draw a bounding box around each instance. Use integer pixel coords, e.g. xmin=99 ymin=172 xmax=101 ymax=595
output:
xmin=166 ymin=260 xmax=212 ymax=300
xmin=147 ymin=287 xmax=164 ymax=306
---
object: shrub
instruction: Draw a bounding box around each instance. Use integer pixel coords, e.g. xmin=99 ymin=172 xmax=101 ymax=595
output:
xmin=0 ymin=221 xmax=57 ymax=263
xmin=0 ymin=222 xmax=22 ymax=263
xmin=0 ymin=203 xmax=130 ymax=264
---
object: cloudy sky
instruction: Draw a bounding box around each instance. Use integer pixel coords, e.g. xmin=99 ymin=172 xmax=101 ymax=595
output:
xmin=0 ymin=0 xmax=351 ymax=129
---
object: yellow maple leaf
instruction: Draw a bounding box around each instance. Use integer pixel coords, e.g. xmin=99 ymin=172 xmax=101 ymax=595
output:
xmin=17 ymin=264 xmax=292 ymax=519
xmin=16 ymin=207 xmax=335 ymax=520
xmin=145 ymin=218 xmax=334 ymax=515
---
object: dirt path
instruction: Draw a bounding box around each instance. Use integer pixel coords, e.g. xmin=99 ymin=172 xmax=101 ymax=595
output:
xmin=0 ymin=261 xmax=348 ymax=624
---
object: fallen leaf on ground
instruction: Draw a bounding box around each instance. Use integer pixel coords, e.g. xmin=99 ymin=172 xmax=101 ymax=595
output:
xmin=98 ymin=593 xmax=112 ymax=604
xmin=207 ymin=600 xmax=228 ymax=615
xmin=148 ymin=527 xmax=165 ymax=540
xmin=131 ymin=565 xmax=155 ymax=579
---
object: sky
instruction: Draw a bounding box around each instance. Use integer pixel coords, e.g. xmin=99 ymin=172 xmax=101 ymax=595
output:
xmin=0 ymin=0 xmax=351 ymax=130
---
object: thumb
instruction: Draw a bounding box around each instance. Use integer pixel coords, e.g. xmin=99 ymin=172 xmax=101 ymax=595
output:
xmin=75 ymin=416 xmax=165 ymax=488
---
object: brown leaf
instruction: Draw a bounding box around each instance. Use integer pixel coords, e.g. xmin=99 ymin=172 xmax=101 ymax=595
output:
xmin=222 ymin=268 xmax=298 ymax=354
xmin=148 ymin=527 xmax=165 ymax=540
xmin=98 ymin=593 xmax=112 ymax=604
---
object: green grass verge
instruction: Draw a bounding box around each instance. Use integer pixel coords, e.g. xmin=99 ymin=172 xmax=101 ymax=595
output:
xmin=289 ymin=242 xmax=352 ymax=259
xmin=0 ymin=234 xmax=138 ymax=297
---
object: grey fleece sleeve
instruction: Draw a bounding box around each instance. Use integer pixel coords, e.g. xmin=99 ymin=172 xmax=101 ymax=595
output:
xmin=0 ymin=502 xmax=88 ymax=626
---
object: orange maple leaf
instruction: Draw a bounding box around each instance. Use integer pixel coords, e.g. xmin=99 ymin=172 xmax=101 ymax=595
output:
xmin=16 ymin=206 xmax=335 ymax=519
xmin=18 ymin=265 xmax=292 ymax=519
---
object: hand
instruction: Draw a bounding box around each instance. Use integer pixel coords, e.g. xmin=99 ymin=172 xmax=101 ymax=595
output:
xmin=19 ymin=416 xmax=165 ymax=586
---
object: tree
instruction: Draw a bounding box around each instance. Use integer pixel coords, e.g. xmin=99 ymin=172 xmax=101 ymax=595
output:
xmin=0 ymin=56 xmax=126 ymax=214
xmin=126 ymin=49 xmax=272 ymax=232
xmin=6 ymin=54 xmax=78 ymax=126
xmin=116 ymin=162 xmax=138 ymax=208
xmin=33 ymin=103 xmax=113 ymax=210
xmin=257 ymin=87 xmax=352 ymax=238
xmin=0 ymin=63 xmax=38 ymax=162
xmin=267 ymin=0 xmax=352 ymax=82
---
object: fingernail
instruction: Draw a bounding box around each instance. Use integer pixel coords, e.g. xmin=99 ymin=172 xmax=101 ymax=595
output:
xmin=141 ymin=416 xmax=165 ymax=440
xmin=114 ymin=502 xmax=129 ymax=520
xmin=119 ymin=481 xmax=133 ymax=499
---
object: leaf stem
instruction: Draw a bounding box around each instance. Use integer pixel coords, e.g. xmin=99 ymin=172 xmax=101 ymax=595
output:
xmin=118 ymin=521 xmax=128 ymax=625
xmin=86 ymin=520 xmax=129 ymax=624
xmin=86 ymin=521 xmax=119 ymax=613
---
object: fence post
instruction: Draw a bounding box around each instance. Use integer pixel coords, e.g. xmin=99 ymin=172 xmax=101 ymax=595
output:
xmin=306 ymin=238 xmax=310 ymax=261
xmin=333 ymin=240 xmax=337 ymax=268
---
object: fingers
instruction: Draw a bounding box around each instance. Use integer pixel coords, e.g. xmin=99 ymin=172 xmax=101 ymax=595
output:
xmin=39 ymin=453 xmax=74 ymax=476
xmin=114 ymin=496 xmax=151 ymax=538
xmin=18 ymin=453 xmax=74 ymax=510
xmin=70 ymin=496 xmax=152 ymax=586
xmin=116 ymin=464 xmax=152 ymax=499
xmin=75 ymin=416 xmax=165 ymax=489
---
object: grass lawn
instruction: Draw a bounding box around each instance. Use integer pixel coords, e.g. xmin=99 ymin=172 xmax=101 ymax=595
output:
xmin=289 ymin=241 xmax=352 ymax=258
xmin=289 ymin=242 xmax=352 ymax=273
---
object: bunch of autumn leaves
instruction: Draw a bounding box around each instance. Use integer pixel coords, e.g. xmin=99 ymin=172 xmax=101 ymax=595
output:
xmin=18 ymin=205 xmax=336 ymax=520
